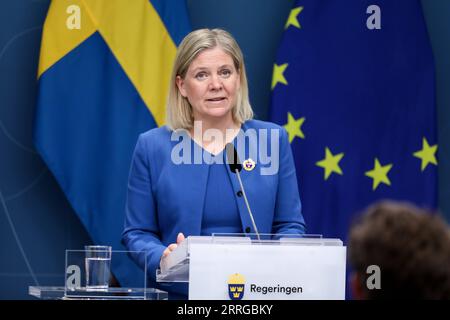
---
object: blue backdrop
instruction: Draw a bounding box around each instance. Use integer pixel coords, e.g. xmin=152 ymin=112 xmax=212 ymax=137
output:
xmin=1 ymin=0 xmax=449 ymax=299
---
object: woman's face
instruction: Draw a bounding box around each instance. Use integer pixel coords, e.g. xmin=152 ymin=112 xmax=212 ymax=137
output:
xmin=176 ymin=47 xmax=240 ymax=123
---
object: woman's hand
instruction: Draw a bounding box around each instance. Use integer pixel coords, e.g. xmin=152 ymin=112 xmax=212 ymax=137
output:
xmin=162 ymin=232 xmax=185 ymax=258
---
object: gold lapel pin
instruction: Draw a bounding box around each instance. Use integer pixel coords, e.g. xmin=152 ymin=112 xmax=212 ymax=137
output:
xmin=243 ymin=158 xmax=256 ymax=171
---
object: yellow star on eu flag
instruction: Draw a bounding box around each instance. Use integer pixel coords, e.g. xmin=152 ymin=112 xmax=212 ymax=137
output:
xmin=365 ymin=158 xmax=393 ymax=191
xmin=285 ymin=6 xmax=304 ymax=29
xmin=316 ymin=147 xmax=344 ymax=180
xmin=283 ymin=112 xmax=305 ymax=143
xmin=413 ymin=137 xmax=438 ymax=171
xmin=271 ymin=63 xmax=288 ymax=90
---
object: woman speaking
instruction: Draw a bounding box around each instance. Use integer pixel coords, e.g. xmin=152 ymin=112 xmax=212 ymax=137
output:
xmin=122 ymin=28 xmax=306 ymax=299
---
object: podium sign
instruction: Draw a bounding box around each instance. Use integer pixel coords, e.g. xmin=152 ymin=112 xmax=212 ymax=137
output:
xmin=188 ymin=242 xmax=346 ymax=300
xmin=157 ymin=234 xmax=346 ymax=300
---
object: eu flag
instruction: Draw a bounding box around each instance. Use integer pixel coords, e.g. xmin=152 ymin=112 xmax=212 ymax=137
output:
xmin=270 ymin=0 xmax=437 ymax=242
xmin=34 ymin=0 xmax=190 ymax=286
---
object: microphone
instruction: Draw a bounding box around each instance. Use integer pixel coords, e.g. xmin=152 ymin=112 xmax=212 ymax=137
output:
xmin=225 ymin=143 xmax=261 ymax=241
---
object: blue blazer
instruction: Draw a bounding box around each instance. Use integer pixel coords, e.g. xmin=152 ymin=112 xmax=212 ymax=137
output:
xmin=122 ymin=119 xmax=306 ymax=294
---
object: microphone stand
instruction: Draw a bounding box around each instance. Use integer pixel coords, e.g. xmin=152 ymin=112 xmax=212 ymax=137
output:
xmin=234 ymin=169 xmax=261 ymax=242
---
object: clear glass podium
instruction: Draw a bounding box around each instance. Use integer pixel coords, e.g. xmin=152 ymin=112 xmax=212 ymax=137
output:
xmin=29 ymin=249 xmax=168 ymax=300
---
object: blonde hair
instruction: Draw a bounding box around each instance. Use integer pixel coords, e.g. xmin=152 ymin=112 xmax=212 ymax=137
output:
xmin=166 ymin=28 xmax=253 ymax=130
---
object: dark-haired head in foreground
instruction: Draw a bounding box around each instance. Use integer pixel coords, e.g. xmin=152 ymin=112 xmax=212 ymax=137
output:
xmin=348 ymin=201 xmax=450 ymax=299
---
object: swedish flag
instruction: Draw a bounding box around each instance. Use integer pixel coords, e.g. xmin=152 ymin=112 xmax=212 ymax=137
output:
xmin=270 ymin=0 xmax=437 ymax=242
xmin=34 ymin=0 xmax=190 ymax=286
